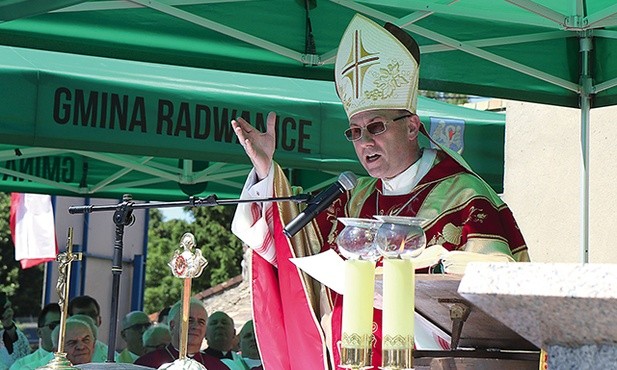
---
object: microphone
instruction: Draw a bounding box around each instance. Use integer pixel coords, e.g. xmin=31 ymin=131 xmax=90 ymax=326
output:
xmin=283 ymin=171 xmax=358 ymax=237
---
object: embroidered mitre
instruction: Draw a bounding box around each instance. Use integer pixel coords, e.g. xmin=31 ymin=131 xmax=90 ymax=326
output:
xmin=335 ymin=14 xmax=421 ymax=119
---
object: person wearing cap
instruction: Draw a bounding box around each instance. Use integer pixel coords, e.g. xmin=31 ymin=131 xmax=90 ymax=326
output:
xmin=9 ymin=303 xmax=60 ymax=370
xmin=0 ymin=294 xmax=30 ymax=369
xmin=118 ymin=311 xmax=151 ymax=363
xmin=230 ymin=14 xmax=529 ymax=370
xmin=204 ymin=311 xmax=236 ymax=360
xmin=49 ymin=316 xmax=96 ymax=365
xmin=68 ymin=295 xmax=116 ymax=362
xmin=221 ymin=320 xmax=262 ymax=370
xmin=142 ymin=324 xmax=172 ymax=354
xmin=134 ymin=298 xmax=228 ymax=369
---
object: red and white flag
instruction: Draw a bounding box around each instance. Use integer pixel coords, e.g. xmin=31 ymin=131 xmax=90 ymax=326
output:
xmin=9 ymin=193 xmax=58 ymax=269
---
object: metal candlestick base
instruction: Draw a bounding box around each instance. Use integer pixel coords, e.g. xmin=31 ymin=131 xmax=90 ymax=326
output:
xmin=379 ymin=347 xmax=413 ymax=370
xmin=339 ymin=347 xmax=373 ymax=369
xmin=36 ymin=352 xmax=78 ymax=370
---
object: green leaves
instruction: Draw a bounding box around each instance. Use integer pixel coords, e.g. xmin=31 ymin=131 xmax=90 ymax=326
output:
xmin=144 ymin=206 xmax=243 ymax=314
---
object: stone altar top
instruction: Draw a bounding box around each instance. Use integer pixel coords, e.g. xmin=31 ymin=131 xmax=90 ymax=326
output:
xmin=457 ymin=262 xmax=617 ymax=349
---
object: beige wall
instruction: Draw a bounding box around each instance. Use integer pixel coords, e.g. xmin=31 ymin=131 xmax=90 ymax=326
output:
xmin=502 ymin=101 xmax=617 ymax=263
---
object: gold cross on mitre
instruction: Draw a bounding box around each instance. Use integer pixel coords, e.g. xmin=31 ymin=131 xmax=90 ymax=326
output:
xmin=340 ymin=29 xmax=380 ymax=99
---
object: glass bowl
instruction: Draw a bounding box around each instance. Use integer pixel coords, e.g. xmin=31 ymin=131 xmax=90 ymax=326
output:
xmin=373 ymin=215 xmax=427 ymax=259
xmin=336 ymin=217 xmax=383 ymax=260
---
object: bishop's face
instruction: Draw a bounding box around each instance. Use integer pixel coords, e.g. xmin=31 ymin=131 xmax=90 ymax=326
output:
xmin=349 ymin=110 xmax=421 ymax=179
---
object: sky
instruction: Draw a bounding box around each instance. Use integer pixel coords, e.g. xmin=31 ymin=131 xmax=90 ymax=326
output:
xmin=160 ymin=207 xmax=194 ymax=222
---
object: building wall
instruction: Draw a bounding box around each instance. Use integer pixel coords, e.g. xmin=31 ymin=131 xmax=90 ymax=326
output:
xmin=502 ymin=101 xmax=617 ymax=263
xmin=49 ymin=196 xmax=148 ymax=351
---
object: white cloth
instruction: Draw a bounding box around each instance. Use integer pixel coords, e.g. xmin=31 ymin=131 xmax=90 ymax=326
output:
xmin=231 ymin=165 xmax=278 ymax=266
xmin=0 ymin=328 xmax=31 ymax=369
xmin=381 ymin=149 xmax=436 ymax=195
xmin=10 ymin=193 xmax=57 ymax=269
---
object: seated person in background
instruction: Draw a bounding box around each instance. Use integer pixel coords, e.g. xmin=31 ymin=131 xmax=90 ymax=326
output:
xmin=0 ymin=293 xmax=30 ymax=369
xmin=118 ymin=311 xmax=151 ymax=363
xmin=157 ymin=306 xmax=171 ymax=325
xmin=9 ymin=303 xmax=60 ymax=370
xmin=53 ymin=316 xmax=96 ymax=365
xmin=68 ymin=295 xmax=115 ymax=362
xmin=72 ymin=314 xmax=117 ymax=362
xmin=230 ymin=331 xmax=240 ymax=352
xmin=134 ymin=298 xmax=227 ymax=369
xmin=222 ymin=320 xmax=262 ymax=370
xmin=204 ymin=311 xmax=237 ymax=360
xmin=142 ymin=324 xmax=172 ymax=354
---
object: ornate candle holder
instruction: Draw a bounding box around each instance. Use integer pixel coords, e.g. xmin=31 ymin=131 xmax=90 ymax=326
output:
xmin=374 ymin=216 xmax=427 ymax=370
xmin=336 ymin=218 xmax=382 ymax=369
xmin=161 ymin=232 xmax=208 ymax=370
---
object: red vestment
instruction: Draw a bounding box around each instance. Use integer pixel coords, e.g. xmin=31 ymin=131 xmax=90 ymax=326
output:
xmin=240 ymin=149 xmax=529 ymax=369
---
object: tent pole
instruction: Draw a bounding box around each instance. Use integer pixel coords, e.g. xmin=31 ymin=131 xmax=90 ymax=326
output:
xmin=579 ymin=32 xmax=592 ymax=264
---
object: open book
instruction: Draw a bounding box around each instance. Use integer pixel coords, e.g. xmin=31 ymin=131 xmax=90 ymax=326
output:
xmin=413 ymin=244 xmax=514 ymax=274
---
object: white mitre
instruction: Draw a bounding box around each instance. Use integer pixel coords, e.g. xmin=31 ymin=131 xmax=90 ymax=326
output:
xmin=335 ymin=14 xmax=421 ymax=119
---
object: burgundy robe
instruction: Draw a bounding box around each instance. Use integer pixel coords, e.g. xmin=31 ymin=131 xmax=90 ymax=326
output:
xmin=134 ymin=343 xmax=228 ymax=369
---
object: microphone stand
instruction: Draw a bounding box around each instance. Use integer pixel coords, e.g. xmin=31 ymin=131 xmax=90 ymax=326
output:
xmin=67 ymin=193 xmax=311 ymax=362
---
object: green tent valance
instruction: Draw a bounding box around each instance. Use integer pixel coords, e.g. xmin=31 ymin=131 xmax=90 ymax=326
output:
xmin=0 ymin=46 xmax=505 ymax=200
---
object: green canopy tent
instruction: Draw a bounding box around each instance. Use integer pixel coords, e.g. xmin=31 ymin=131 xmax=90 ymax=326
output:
xmin=0 ymin=45 xmax=507 ymax=200
xmin=1 ymin=0 xmax=616 ymax=108
xmin=2 ymin=0 xmax=616 ymax=260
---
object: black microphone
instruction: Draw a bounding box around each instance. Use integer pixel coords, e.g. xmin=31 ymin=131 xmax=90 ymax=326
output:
xmin=283 ymin=171 xmax=358 ymax=237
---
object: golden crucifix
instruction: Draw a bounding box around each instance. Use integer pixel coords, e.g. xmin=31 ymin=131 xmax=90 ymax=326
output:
xmin=39 ymin=227 xmax=82 ymax=370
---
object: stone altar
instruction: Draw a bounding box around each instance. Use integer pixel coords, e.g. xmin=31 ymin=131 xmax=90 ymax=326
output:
xmin=458 ymin=262 xmax=617 ymax=370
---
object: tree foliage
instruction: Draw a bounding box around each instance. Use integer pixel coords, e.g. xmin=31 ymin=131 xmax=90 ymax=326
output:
xmin=420 ymin=90 xmax=469 ymax=105
xmin=0 ymin=192 xmax=44 ymax=319
xmin=143 ymin=205 xmax=243 ymax=314
xmin=0 ymin=191 xmax=243 ymax=317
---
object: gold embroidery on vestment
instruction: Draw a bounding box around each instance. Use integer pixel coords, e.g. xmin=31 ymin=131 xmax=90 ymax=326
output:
xmin=464 ymin=206 xmax=486 ymax=224
xmin=442 ymin=223 xmax=462 ymax=245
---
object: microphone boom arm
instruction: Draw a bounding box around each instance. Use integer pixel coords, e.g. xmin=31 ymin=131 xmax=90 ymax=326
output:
xmin=66 ymin=191 xmax=312 ymax=362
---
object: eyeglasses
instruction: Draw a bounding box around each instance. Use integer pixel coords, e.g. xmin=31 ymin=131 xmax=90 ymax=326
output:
xmin=344 ymin=114 xmax=412 ymax=142
xmin=123 ymin=322 xmax=151 ymax=332
xmin=39 ymin=321 xmax=60 ymax=330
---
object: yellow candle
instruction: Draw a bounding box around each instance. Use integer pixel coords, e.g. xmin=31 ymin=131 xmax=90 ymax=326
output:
xmin=341 ymin=259 xmax=376 ymax=348
xmin=382 ymin=258 xmax=414 ymax=350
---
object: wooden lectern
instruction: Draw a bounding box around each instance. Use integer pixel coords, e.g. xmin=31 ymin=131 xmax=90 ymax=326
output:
xmin=413 ymin=274 xmax=540 ymax=369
